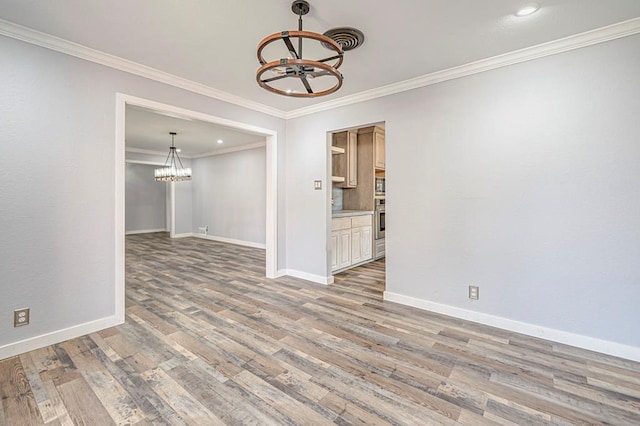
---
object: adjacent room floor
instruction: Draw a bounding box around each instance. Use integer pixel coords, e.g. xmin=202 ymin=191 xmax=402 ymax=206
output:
xmin=1 ymin=233 xmax=639 ymax=425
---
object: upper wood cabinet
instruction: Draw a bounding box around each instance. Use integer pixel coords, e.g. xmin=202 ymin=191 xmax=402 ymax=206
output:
xmin=342 ymin=126 xmax=385 ymax=211
xmin=374 ymin=128 xmax=385 ymax=170
xmin=332 ymin=130 xmax=358 ymax=188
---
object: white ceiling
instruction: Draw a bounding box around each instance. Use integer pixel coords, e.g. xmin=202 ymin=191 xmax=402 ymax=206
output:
xmin=2 ymin=0 xmax=640 ymax=113
xmin=125 ymin=106 xmax=265 ymax=157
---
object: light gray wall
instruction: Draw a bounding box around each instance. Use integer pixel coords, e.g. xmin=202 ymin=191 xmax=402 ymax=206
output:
xmin=192 ymin=147 xmax=267 ymax=244
xmin=286 ymin=34 xmax=640 ymax=348
xmin=125 ymin=163 xmax=167 ymax=232
xmin=0 ymin=34 xmax=285 ymax=350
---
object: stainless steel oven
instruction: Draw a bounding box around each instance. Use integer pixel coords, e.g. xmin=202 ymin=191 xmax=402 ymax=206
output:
xmin=375 ymin=199 xmax=385 ymax=239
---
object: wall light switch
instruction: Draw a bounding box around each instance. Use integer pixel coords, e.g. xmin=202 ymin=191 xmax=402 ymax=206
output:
xmin=314 ymin=180 xmax=322 ymax=190
xmin=469 ymin=286 xmax=479 ymax=300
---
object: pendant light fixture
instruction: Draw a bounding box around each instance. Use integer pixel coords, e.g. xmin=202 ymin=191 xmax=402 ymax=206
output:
xmin=256 ymin=0 xmax=363 ymax=98
xmin=154 ymin=132 xmax=192 ymax=182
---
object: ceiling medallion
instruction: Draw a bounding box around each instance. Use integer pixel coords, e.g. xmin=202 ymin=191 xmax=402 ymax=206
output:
xmin=256 ymin=0 xmax=362 ymax=98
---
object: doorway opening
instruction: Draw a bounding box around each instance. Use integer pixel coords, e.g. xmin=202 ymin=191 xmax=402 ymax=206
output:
xmin=328 ymin=122 xmax=386 ymax=295
xmin=115 ymin=94 xmax=279 ymax=323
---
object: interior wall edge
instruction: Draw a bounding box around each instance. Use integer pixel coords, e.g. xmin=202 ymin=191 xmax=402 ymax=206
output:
xmin=193 ymin=234 xmax=266 ymax=250
xmin=0 ymin=315 xmax=122 ymax=361
xmin=125 ymin=229 xmax=168 ymax=235
xmin=284 ymin=269 xmax=334 ymax=285
xmin=384 ymin=291 xmax=640 ymax=363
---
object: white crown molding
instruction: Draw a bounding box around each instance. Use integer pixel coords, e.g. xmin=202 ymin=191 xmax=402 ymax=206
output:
xmin=2 ymin=16 xmax=639 ymax=120
xmin=285 ymin=17 xmax=640 ymax=119
xmin=191 ymin=141 xmax=266 ymax=158
xmin=125 ymin=147 xmax=173 ymax=157
xmin=0 ymin=18 xmax=286 ymax=119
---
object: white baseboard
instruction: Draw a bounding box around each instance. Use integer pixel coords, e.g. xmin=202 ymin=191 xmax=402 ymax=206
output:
xmin=125 ymin=228 xmax=167 ymax=235
xmin=193 ymin=233 xmax=266 ymax=249
xmin=0 ymin=315 xmax=123 ymax=361
xmin=171 ymin=233 xmax=195 ymax=239
xmin=383 ymin=291 xmax=640 ymax=363
xmin=284 ymin=269 xmax=334 ymax=285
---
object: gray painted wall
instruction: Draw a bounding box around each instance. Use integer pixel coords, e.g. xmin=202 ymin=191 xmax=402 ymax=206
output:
xmin=286 ymin=34 xmax=640 ymax=348
xmin=125 ymin=163 xmax=167 ymax=232
xmin=0 ymin=34 xmax=285 ymax=350
xmin=192 ymin=147 xmax=267 ymax=244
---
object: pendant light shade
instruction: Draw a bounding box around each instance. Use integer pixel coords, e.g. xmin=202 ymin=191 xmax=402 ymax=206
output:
xmin=155 ymin=132 xmax=192 ymax=182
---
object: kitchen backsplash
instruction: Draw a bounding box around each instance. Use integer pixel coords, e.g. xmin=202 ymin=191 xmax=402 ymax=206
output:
xmin=332 ymin=187 xmax=343 ymax=211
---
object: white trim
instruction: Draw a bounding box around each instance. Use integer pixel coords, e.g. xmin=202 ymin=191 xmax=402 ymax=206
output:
xmin=191 ymin=141 xmax=267 ymax=159
xmin=264 ymin=133 xmax=278 ymax=279
xmin=125 ymin=228 xmax=167 ymax=235
xmin=126 ymin=147 xmax=177 ymax=158
xmin=283 ymin=269 xmax=334 ymax=285
xmin=125 ymin=159 xmax=166 ymax=166
xmin=114 ymin=94 xmax=126 ymax=325
xmin=193 ymin=234 xmax=266 ymax=249
xmin=171 ymin=233 xmax=194 ymax=239
xmin=2 ymin=17 xmax=638 ymax=119
xmin=127 ymin=142 xmax=267 ymax=160
xmin=0 ymin=19 xmax=285 ymax=119
xmin=0 ymin=315 xmax=122 ymax=361
xmin=285 ymin=17 xmax=640 ymax=119
xmin=383 ymin=291 xmax=640 ymax=363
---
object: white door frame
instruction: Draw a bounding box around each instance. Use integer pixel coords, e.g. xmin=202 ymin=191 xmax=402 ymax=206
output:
xmin=115 ymin=93 xmax=279 ymax=322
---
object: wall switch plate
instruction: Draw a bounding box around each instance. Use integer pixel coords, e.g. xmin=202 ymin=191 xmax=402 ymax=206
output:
xmin=14 ymin=308 xmax=30 ymax=327
xmin=469 ymin=286 xmax=479 ymax=300
xmin=314 ymin=180 xmax=322 ymax=190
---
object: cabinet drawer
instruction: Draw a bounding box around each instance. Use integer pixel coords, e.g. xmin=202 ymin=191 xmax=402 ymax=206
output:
xmin=351 ymin=215 xmax=372 ymax=228
xmin=332 ymin=217 xmax=352 ymax=231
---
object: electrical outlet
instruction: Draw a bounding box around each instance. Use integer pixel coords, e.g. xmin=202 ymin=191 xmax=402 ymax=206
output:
xmin=14 ymin=308 xmax=30 ymax=327
xmin=469 ymin=286 xmax=479 ymax=300
xmin=314 ymin=180 xmax=322 ymax=190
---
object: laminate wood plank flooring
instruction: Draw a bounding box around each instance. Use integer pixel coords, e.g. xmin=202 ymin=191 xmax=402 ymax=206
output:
xmin=1 ymin=232 xmax=639 ymax=425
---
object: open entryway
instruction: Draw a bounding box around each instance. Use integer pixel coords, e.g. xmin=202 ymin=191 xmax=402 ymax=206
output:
xmin=328 ymin=122 xmax=386 ymax=290
xmin=114 ymin=94 xmax=279 ymax=322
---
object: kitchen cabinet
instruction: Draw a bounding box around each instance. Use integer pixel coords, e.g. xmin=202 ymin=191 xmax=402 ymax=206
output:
xmin=374 ymin=128 xmax=385 ymax=170
xmin=331 ymin=130 xmax=357 ymax=188
xmin=332 ymin=214 xmax=373 ymax=272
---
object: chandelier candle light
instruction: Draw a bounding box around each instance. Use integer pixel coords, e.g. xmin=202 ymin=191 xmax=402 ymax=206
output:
xmin=154 ymin=132 xmax=192 ymax=182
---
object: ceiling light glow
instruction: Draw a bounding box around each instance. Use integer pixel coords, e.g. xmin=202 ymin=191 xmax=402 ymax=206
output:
xmin=217 ymin=139 xmax=223 ymax=144
xmin=515 ymin=3 xmax=540 ymax=17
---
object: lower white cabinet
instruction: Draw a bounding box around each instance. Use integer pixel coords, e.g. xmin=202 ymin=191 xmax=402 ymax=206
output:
xmin=332 ymin=214 xmax=373 ymax=272
xmin=374 ymin=238 xmax=385 ymax=259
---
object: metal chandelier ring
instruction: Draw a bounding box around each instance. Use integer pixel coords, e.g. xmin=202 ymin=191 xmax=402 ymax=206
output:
xmin=256 ymin=58 xmax=343 ymax=98
xmin=257 ymin=30 xmax=344 ymax=69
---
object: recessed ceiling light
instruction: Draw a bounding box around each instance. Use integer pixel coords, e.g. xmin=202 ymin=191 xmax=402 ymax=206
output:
xmin=515 ymin=3 xmax=540 ymax=17
xmin=217 ymin=139 xmax=223 ymax=144
xmin=176 ymin=149 xmax=181 ymax=152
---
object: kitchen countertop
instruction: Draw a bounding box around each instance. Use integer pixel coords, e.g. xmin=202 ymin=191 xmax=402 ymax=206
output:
xmin=332 ymin=210 xmax=374 ymax=218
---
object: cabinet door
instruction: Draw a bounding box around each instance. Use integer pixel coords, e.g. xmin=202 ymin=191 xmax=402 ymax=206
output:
xmin=337 ymin=230 xmax=352 ymax=270
xmin=361 ymin=226 xmax=373 ymax=261
xmin=346 ymin=130 xmax=358 ymax=187
xmin=351 ymin=227 xmax=363 ymax=264
xmin=331 ymin=231 xmax=339 ymax=271
xmin=374 ymin=130 xmax=385 ymax=170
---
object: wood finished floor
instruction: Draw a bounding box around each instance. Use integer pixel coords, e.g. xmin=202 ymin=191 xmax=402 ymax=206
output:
xmin=1 ymin=233 xmax=640 ymax=425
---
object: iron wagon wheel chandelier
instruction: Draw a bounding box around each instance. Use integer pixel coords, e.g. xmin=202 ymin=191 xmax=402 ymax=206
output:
xmin=256 ymin=0 xmax=362 ymax=98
